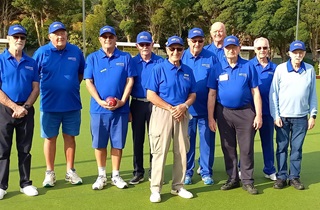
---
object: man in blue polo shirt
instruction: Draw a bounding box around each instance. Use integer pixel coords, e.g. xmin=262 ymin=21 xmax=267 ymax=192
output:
xmin=33 ymin=21 xmax=85 ymax=188
xmin=129 ymin=31 xmax=163 ymax=185
xmin=0 ymin=25 xmax=39 ymax=199
xmin=270 ymin=40 xmax=317 ymax=190
xmin=84 ymin=25 xmax=136 ymax=190
xmin=182 ymin=27 xmax=217 ymax=185
xmin=249 ymin=37 xmax=277 ymax=181
xmin=204 ymin=22 xmax=226 ymax=61
xmin=207 ymin=35 xmax=262 ymax=195
xmin=146 ymin=35 xmax=196 ymax=203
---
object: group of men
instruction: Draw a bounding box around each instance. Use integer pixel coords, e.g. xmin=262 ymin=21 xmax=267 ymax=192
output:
xmin=0 ymin=20 xmax=317 ymax=203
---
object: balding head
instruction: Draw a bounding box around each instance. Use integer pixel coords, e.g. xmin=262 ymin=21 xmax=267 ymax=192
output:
xmin=254 ymin=37 xmax=269 ymax=48
xmin=210 ymin=22 xmax=226 ymax=47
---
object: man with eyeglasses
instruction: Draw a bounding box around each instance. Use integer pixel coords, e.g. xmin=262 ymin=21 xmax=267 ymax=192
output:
xmin=84 ymin=25 xmax=136 ymax=190
xmin=204 ymin=22 xmax=227 ymax=61
xmin=0 ymin=25 xmax=39 ymax=199
xmin=207 ymin=35 xmax=262 ymax=195
xmin=33 ymin=21 xmax=85 ymax=188
xmin=181 ymin=28 xmax=217 ymax=186
xmin=248 ymin=37 xmax=277 ymax=181
xmin=269 ymin=40 xmax=317 ymax=190
xmin=128 ymin=31 xmax=163 ymax=185
xmin=146 ymin=36 xmax=196 ymax=203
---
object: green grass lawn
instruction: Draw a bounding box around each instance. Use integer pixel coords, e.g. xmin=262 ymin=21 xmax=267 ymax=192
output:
xmin=2 ymin=82 xmax=320 ymax=210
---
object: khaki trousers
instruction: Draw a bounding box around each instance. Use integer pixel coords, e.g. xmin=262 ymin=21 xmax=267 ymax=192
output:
xmin=149 ymin=106 xmax=190 ymax=193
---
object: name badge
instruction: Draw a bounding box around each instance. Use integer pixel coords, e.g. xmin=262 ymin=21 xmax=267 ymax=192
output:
xmin=219 ymin=74 xmax=229 ymax=81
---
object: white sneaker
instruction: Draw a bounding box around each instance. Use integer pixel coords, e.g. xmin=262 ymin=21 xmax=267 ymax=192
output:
xmin=43 ymin=170 xmax=56 ymax=187
xmin=111 ymin=176 xmax=128 ymax=189
xmin=265 ymin=173 xmax=277 ymax=181
xmin=238 ymin=171 xmax=242 ymax=180
xmin=196 ymin=167 xmax=201 ymax=175
xmin=171 ymin=188 xmax=193 ymax=199
xmin=92 ymin=176 xmax=107 ymax=190
xmin=65 ymin=169 xmax=82 ymax=185
xmin=150 ymin=192 xmax=161 ymax=203
xmin=0 ymin=188 xmax=7 ymax=200
xmin=20 ymin=185 xmax=38 ymax=196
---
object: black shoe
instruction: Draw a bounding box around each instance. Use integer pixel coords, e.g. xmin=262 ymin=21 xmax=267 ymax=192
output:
xmin=129 ymin=175 xmax=144 ymax=185
xmin=289 ymin=178 xmax=305 ymax=190
xmin=242 ymin=184 xmax=258 ymax=195
xmin=220 ymin=180 xmax=240 ymax=190
xmin=273 ymin=179 xmax=287 ymax=189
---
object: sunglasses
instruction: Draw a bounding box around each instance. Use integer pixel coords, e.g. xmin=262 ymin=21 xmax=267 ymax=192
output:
xmin=168 ymin=47 xmax=184 ymax=52
xmin=13 ymin=35 xmax=26 ymax=40
xmin=101 ymin=35 xmax=115 ymax=39
xmin=191 ymin=39 xmax=204 ymax=43
xmin=256 ymin=46 xmax=268 ymax=50
xmin=138 ymin=43 xmax=151 ymax=47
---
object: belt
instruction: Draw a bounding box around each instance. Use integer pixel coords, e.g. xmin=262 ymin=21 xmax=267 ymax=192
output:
xmin=132 ymin=97 xmax=149 ymax=102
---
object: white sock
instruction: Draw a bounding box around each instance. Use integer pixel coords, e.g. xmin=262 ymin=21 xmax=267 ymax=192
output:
xmin=98 ymin=167 xmax=106 ymax=177
xmin=112 ymin=170 xmax=119 ymax=177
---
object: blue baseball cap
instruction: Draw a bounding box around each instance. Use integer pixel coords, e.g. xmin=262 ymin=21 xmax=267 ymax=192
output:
xmin=290 ymin=40 xmax=306 ymax=52
xmin=8 ymin=25 xmax=27 ymax=36
xmin=188 ymin=28 xmax=204 ymax=39
xmin=136 ymin=31 xmax=152 ymax=44
xmin=223 ymin=35 xmax=240 ymax=47
xmin=49 ymin=21 xmax=66 ymax=33
xmin=99 ymin=25 xmax=116 ymax=36
xmin=166 ymin=36 xmax=184 ymax=47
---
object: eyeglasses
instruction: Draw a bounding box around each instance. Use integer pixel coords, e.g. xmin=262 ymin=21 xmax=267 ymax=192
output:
xmin=138 ymin=43 xmax=151 ymax=47
xmin=190 ymin=39 xmax=204 ymax=44
xmin=256 ymin=46 xmax=268 ymax=50
xmin=13 ymin=35 xmax=26 ymax=40
xmin=101 ymin=35 xmax=115 ymax=39
xmin=168 ymin=47 xmax=184 ymax=52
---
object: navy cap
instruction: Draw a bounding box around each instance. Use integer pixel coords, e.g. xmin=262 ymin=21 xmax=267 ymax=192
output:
xmin=49 ymin=22 xmax=66 ymax=34
xmin=188 ymin=28 xmax=204 ymax=39
xmin=99 ymin=26 xmax=116 ymax=36
xmin=8 ymin=25 xmax=27 ymax=36
xmin=136 ymin=31 xmax=152 ymax=44
xmin=223 ymin=35 xmax=240 ymax=48
xmin=289 ymin=40 xmax=306 ymax=52
xmin=166 ymin=36 xmax=184 ymax=47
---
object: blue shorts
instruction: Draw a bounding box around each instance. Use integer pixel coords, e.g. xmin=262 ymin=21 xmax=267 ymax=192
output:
xmin=90 ymin=113 xmax=128 ymax=149
xmin=40 ymin=110 xmax=81 ymax=138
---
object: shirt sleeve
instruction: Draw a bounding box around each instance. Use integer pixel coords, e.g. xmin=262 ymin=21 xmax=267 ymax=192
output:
xmin=269 ymin=66 xmax=281 ymax=120
xmin=309 ymin=67 xmax=318 ymax=116
xmin=84 ymin=54 xmax=94 ymax=79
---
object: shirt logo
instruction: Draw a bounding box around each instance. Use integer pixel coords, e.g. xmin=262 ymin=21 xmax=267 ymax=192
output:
xmin=183 ymin=73 xmax=190 ymax=81
xmin=239 ymin=73 xmax=247 ymax=77
xmin=25 ymin=66 xmax=34 ymax=71
xmin=202 ymin=63 xmax=210 ymax=68
xmin=116 ymin=62 xmax=124 ymax=66
xmin=100 ymin=68 xmax=107 ymax=72
xmin=268 ymin=72 xmax=274 ymax=75
xmin=68 ymin=57 xmax=77 ymax=61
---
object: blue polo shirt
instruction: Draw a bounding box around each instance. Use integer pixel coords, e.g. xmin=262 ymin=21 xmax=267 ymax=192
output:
xmin=131 ymin=53 xmax=163 ymax=98
xmin=204 ymin=43 xmax=225 ymax=62
xmin=249 ymin=57 xmax=277 ymax=115
xmin=84 ymin=48 xmax=137 ymax=114
xmin=145 ymin=59 xmax=196 ymax=106
xmin=207 ymin=57 xmax=259 ymax=109
xmin=33 ymin=42 xmax=85 ymax=112
xmin=0 ymin=49 xmax=39 ymax=103
xmin=181 ymin=48 xmax=217 ymax=116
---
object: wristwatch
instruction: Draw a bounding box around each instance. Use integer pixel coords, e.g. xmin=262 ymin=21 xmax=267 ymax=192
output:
xmin=23 ymin=104 xmax=30 ymax=109
xmin=183 ymin=103 xmax=189 ymax=109
xmin=311 ymin=115 xmax=316 ymax=119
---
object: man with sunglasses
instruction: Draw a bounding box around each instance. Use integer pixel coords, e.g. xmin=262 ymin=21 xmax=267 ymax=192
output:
xmin=33 ymin=21 xmax=85 ymax=188
xmin=269 ymin=40 xmax=317 ymax=190
xmin=248 ymin=37 xmax=277 ymax=181
xmin=204 ymin=22 xmax=227 ymax=61
xmin=129 ymin=31 xmax=163 ymax=185
xmin=0 ymin=25 xmax=39 ymax=199
xmin=84 ymin=25 xmax=136 ymax=190
xmin=181 ymin=28 xmax=217 ymax=186
xmin=146 ymin=36 xmax=196 ymax=203
xmin=207 ymin=35 xmax=262 ymax=195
